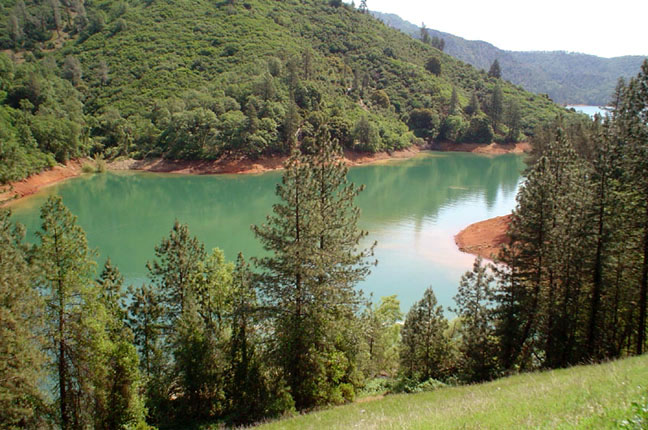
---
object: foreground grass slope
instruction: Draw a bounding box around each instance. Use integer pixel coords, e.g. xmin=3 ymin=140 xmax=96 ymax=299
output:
xmin=256 ymin=355 xmax=648 ymax=429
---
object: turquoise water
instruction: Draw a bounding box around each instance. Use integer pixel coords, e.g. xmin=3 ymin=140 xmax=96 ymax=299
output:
xmin=9 ymin=152 xmax=525 ymax=311
xmin=566 ymin=105 xmax=609 ymax=117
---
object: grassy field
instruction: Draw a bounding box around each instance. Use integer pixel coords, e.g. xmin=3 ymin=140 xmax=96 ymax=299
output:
xmin=254 ymin=355 xmax=648 ymax=429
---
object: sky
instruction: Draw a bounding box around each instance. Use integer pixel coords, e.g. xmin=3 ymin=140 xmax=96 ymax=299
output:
xmin=359 ymin=0 xmax=647 ymax=58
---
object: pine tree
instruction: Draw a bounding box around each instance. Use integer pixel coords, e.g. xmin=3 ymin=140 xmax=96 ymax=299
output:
xmin=453 ymin=258 xmax=498 ymax=382
xmin=488 ymin=59 xmax=502 ymax=79
xmin=35 ymin=196 xmax=99 ymax=429
xmin=252 ymin=136 xmax=373 ymax=409
xmin=449 ymin=87 xmax=459 ymax=115
xmin=0 ymin=210 xmax=45 ymax=427
xmin=617 ymin=60 xmax=648 ymax=354
xmin=490 ymin=83 xmax=504 ymax=129
xmin=468 ymin=91 xmax=481 ymax=116
xmin=400 ymin=287 xmax=450 ymax=381
xmin=227 ymin=253 xmax=275 ymax=424
xmin=146 ymin=220 xmax=206 ymax=320
xmin=505 ymin=99 xmax=521 ymax=142
xmin=420 ymin=22 xmax=430 ymax=45
xmin=359 ymin=0 xmax=368 ymax=13
xmin=360 ymin=295 xmax=402 ymax=378
xmin=95 ymin=260 xmax=147 ymax=430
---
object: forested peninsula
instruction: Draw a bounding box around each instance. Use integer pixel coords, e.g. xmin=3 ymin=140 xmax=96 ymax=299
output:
xmin=1 ymin=0 xmax=569 ymax=185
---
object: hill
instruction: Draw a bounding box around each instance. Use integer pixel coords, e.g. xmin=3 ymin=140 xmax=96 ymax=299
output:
xmin=254 ymin=354 xmax=648 ymax=429
xmin=0 ymin=0 xmax=569 ymax=183
xmin=373 ymin=11 xmax=647 ymax=105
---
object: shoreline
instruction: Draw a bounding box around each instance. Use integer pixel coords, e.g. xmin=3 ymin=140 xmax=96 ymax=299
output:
xmin=454 ymin=214 xmax=512 ymax=261
xmin=429 ymin=141 xmax=531 ymax=155
xmin=0 ymin=159 xmax=88 ymax=207
xmin=0 ymin=141 xmax=528 ymax=207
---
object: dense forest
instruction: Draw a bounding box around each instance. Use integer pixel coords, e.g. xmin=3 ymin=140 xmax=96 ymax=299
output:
xmin=0 ymin=0 xmax=570 ymax=183
xmin=1 ymin=60 xmax=647 ymax=429
xmin=373 ymin=11 xmax=647 ymax=105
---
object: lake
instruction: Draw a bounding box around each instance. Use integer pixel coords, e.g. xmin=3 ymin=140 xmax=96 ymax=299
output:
xmin=9 ymin=152 xmax=525 ymax=312
xmin=566 ymin=105 xmax=609 ymax=117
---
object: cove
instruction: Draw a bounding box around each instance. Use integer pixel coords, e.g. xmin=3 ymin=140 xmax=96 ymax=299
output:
xmin=9 ymin=152 xmax=525 ymax=311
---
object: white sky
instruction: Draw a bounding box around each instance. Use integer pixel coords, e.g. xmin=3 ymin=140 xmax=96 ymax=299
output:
xmin=361 ymin=0 xmax=648 ymax=58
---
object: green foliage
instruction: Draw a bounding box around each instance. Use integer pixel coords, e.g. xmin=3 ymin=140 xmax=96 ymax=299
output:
xmin=360 ymin=295 xmax=403 ymax=379
xmin=452 ymin=258 xmax=499 ymax=382
xmin=407 ymin=108 xmax=440 ymax=139
xmin=34 ymin=195 xmax=146 ymax=429
xmin=392 ymin=377 xmax=447 ymax=394
xmin=0 ymin=0 xmax=569 ymax=183
xmin=425 ymin=57 xmax=441 ymax=76
xmin=619 ymin=391 xmax=648 ymax=430
xmin=0 ymin=210 xmax=45 ymax=428
xmin=373 ymin=11 xmax=646 ymax=105
xmin=462 ymin=114 xmax=494 ymax=143
xmin=252 ymin=137 xmax=374 ymax=410
xmin=493 ymin=61 xmax=648 ymax=372
xmin=400 ymin=287 xmax=451 ymax=382
xmin=488 ymin=59 xmax=501 ymax=79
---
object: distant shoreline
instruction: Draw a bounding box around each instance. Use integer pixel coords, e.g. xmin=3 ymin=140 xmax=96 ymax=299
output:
xmin=1 ymin=141 xmax=529 ymax=207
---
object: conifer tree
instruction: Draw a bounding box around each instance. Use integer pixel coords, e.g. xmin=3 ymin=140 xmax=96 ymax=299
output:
xmin=35 ymin=196 xmax=97 ymax=430
xmin=147 ymin=220 xmax=206 ymax=320
xmin=468 ymin=91 xmax=480 ymax=116
xmin=252 ymin=136 xmax=373 ymax=409
xmin=95 ymin=260 xmax=147 ymax=430
xmin=453 ymin=258 xmax=498 ymax=382
xmin=361 ymin=295 xmax=402 ymax=378
xmin=488 ymin=59 xmax=502 ymax=79
xmin=449 ymin=87 xmax=458 ymax=114
xmin=0 ymin=210 xmax=44 ymax=427
xmin=227 ymin=253 xmax=276 ymax=424
xmin=400 ymin=287 xmax=450 ymax=381
xmin=490 ymin=83 xmax=504 ymax=129
xmin=420 ymin=22 xmax=430 ymax=45
xmin=359 ymin=0 xmax=368 ymax=13
xmin=617 ymin=60 xmax=648 ymax=354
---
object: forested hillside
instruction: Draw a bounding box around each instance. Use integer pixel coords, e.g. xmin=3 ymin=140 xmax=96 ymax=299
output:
xmin=373 ymin=11 xmax=647 ymax=105
xmin=0 ymin=0 xmax=567 ymax=183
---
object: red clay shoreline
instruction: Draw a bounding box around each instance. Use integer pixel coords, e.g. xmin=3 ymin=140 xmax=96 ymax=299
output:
xmin=455 ymin=214 xmax=512 ymax=261
xmin=0 ymin=140 xmax=530 ymax=240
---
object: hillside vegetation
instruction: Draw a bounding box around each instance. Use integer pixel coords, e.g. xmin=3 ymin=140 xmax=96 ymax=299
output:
xmin=0 ymin=0 xmax=568 ymax=182
xmin=255 ymin=354 xmax=648 ymax=430
xmin=373 ymin=11 xmax=647 ymax=105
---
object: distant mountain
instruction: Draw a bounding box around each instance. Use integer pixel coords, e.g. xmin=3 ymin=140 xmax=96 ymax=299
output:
xmin=372 ymin=11 xmax=647 ymax=105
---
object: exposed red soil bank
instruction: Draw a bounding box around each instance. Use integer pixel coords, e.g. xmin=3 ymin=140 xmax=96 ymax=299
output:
xmin=431 ymin=141 xmax=531 ymax=155
xmin=0 ymin=141 xmax=526 ymax=207
xmin=108 ymin=146 xmax=425 ymax=175
xmin=0 ymin=159 xmax=87 ymax=206
xmin=455 ymin=214 xmax=512 ymax=261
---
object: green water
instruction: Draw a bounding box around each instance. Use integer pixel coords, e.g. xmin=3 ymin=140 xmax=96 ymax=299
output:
xmin=9 ymin=152 xmax=525 ymax=311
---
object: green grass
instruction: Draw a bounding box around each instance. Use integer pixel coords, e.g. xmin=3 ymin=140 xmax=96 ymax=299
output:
xmin=255 ymin=355 xmax=648 ymax=429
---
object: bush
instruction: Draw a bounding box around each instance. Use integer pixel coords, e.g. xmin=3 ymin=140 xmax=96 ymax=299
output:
xmin=425 ymin=57 xmax=441 ymax=76
xmin=371 ymin=89 xmax=390 ymax=108
xmin=392 ymin=377 xmax=446 ymax=394
xmin=408 ymin=108 xmax=440 ymax=139
xmin=462 ymin=114 xmax=494 ymax=143
xmin=439 ymin=114 xmax=468 ymax=142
